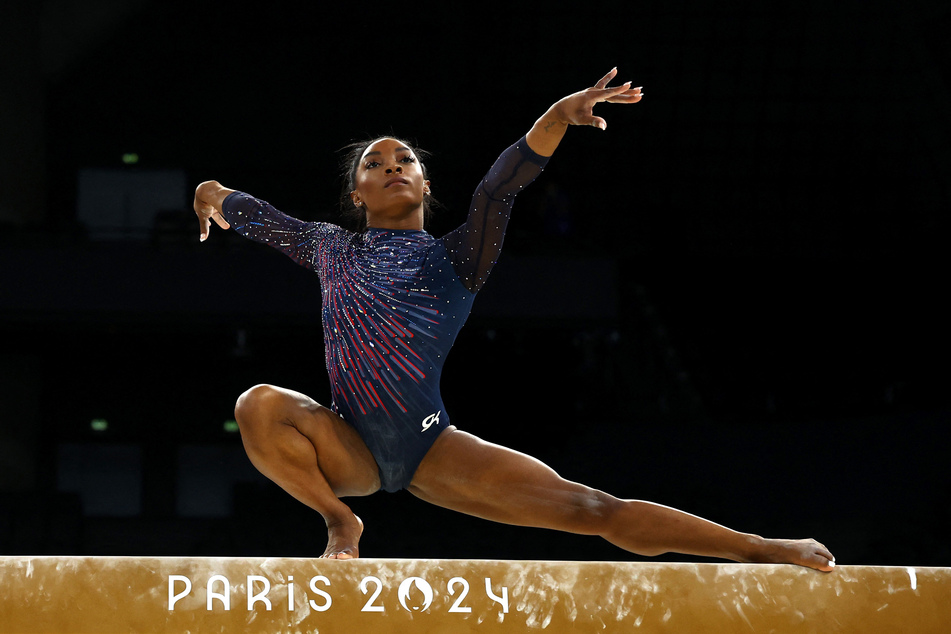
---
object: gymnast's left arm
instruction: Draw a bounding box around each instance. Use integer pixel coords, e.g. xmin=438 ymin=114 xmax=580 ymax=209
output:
xmin=525 ymin=67 xmax=643 ymax=157
xmin=441 ymin=69 xmax=643 ymax=292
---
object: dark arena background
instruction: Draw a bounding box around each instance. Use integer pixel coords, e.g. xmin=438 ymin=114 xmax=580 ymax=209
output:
xmin=1 ymin=0 xmax=948 ymax=571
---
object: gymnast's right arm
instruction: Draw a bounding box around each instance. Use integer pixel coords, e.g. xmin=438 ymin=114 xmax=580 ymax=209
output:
xmin=193 ymin=180 xmax=325 ymax=269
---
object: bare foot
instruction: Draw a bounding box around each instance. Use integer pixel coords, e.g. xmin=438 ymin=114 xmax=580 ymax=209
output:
xmin=753 ymin=537 xmax=836 ymax=572
xmin=321 ymin=514 xmax=364 ymax=559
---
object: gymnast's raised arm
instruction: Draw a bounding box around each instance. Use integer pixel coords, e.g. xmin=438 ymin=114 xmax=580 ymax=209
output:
xmin=441 ymin=69 xmax=643 ymax=292
xmin=525 ymin=67 xmax=642 ymax=157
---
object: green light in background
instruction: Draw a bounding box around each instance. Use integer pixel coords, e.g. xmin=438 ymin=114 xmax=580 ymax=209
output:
xmin=90 ymin=418 xmax=108 ymax=432
xmin=223 ymin=420 xmax=239 ymax=433
xmin=122 ymin=153 xmax=139 ymax=164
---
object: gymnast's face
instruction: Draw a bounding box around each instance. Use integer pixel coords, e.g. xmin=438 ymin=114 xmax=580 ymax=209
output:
xmin=350 ymin=137 xmax=431 ymax=229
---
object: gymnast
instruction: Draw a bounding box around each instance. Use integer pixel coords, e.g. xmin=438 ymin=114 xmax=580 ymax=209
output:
xmin=193 ymin=68 xmax=835 ymax=572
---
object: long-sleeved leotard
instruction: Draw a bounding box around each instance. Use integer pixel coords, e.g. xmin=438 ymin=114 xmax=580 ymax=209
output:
xmin=220 ymin=137 xmax=549 ymax=491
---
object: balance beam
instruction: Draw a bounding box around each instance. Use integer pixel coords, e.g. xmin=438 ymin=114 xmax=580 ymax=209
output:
xmin=1 ymin=557 xmax=948 ymax=633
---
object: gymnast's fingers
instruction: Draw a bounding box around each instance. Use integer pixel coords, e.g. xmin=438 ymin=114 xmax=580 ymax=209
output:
xmin=587 ymin=81 xmax=634 ymax=104
xmin=605 ymin=82 xmax=643 ymax=100
xmin=605 ymin=88 xmax=644 ymax=104
xmin=212 ymin=211 xmax=230 ymax=231
xmin=593 ymin=67 xmax=618 ymax=90
xmin=198 ymin=214 xmax=212 ymax=242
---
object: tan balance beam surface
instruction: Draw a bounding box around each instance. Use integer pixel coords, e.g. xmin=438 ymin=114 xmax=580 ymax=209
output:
xmin=1 ymin=557 xmax=948 ymax=633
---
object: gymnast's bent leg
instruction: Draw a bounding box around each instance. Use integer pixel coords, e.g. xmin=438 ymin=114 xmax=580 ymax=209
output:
xmin=409 ymin=427 xmax=835 ymax=571
xmin=233 ymin=384 xmax=381 ymax=558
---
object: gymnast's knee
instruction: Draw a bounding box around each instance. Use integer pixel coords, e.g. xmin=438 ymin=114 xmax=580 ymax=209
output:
xmin=234 ymin=384 xmax=282 ymax=425
xmin=565 ymin=488 xmax=621 ymax=535
xmin=234 ymin=384 xmax=335 ymax=441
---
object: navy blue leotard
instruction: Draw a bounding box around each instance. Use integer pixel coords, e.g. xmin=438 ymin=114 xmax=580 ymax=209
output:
xmin=220 ymin=137 xmax=548 ymax=491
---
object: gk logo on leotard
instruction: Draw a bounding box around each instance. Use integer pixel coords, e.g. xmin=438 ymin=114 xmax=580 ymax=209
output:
xmin=421 ymin=411 xmax=440 ymax=432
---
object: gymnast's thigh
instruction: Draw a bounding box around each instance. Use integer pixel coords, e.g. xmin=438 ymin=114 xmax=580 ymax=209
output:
xmin=235 ymin=383 xmax=381 ymax=497
xmin=408 ymin=427 xmax=606 ymax=532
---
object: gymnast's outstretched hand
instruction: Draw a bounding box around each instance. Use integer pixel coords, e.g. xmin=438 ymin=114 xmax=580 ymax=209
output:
xmin=193 ymin=180 xmax=234 ymax=242
xmin=526 ymin=67 xmax=643 ymax=156
xmin=556 ymin=67 xmax=643 ymax=129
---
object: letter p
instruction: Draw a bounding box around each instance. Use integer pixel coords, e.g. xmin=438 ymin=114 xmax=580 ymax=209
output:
xmin=168 ymin=575 xmax=192 ymax=610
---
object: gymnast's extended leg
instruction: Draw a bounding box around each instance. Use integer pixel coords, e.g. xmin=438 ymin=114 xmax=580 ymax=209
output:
xmin=409 ymin=428 xmax=835 ymax=571
xmin=233 ymin=384 xmax=381 ymax=558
